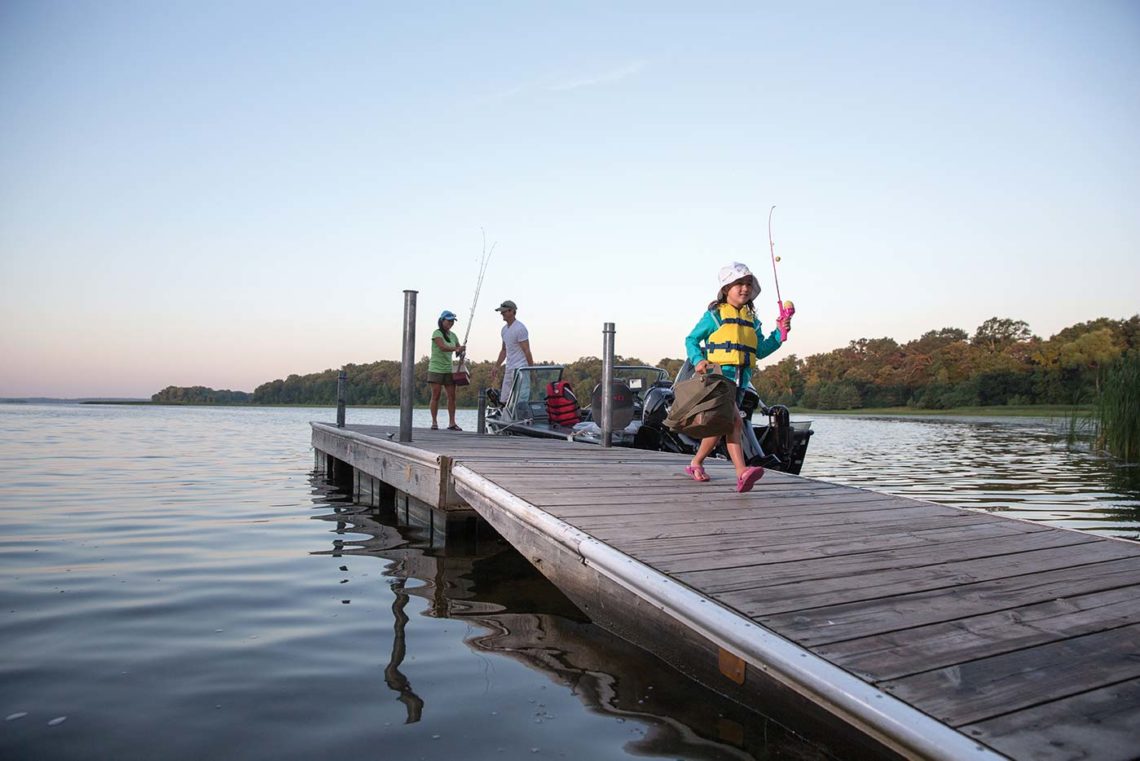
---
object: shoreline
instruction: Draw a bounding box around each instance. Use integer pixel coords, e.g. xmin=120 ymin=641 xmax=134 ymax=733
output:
xmin=793 ymin=404 xmax=1089 ymax=419
xmin=2 ymin=399 xmax=1091 ymax=419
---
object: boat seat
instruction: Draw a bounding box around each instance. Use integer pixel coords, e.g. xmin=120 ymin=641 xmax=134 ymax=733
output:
xmin=516 ymin=400 xmax=548 ymax=423
xmin=590 ymin=381 xmax=635 ymax=430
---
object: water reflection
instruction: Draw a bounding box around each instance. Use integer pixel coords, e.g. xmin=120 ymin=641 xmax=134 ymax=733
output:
xmin=385 ymin=578 xmax=425 ymax=723
xmin=312 ymin=482 xmax=846 ymax=761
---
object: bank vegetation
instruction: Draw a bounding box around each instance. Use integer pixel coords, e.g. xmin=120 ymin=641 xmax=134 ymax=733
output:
xmin=154 ymin=315 xmax=1138 ymax=420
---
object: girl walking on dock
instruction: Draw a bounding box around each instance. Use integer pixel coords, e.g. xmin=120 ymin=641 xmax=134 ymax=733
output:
xmin=683 ymin=262 xmax=792 ymax=492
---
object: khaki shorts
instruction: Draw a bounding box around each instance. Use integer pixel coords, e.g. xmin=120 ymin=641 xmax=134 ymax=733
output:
xmin=427 ymin=371 xmax=454 ymax=385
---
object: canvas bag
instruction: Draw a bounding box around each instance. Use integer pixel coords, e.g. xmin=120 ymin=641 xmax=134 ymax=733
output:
xmin=452 ymin=356 xmax=471 ymax=387
xmin=664 ymin=372 xmax=737 ymax=438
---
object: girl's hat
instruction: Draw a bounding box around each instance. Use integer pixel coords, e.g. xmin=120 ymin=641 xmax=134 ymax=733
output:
xmin=439 ymin=310 xmax=458 ymax=321
xmin=717 ymin=262 xmax=759 ymax=298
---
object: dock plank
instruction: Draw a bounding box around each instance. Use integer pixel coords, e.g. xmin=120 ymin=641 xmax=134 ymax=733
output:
xmin=700 ymin=539 xmax=1136 ymax=616
xmin=620 ymin=519 xmax=1053 ymax=566
xmin=881 ymin=624 xmax=1140 ymax=726
xmin=961 ymin=677 xmax=1140 ymax=761
xmin=817 ymin=585 xmax=1140 ymax=681
xmin=757 ymin=555 xmax=1140 ymax=645
xmin=581 ymin=509 xmax=991 ymax=543
xmin=659 ymin=526 xmax=1095 ymax=581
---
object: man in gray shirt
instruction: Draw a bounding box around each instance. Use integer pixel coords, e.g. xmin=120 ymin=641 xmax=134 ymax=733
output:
xmin=490 ymin=300 xmax=534 ymax=402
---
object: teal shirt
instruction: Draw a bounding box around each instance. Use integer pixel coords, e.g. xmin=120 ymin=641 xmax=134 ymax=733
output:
xmin=684 ymin=307 xmax=782 ymax=387
xmin=429 ymin=329 xmax=458 ymax=373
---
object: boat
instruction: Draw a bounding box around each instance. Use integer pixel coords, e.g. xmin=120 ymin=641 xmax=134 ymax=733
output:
xmin=485 ymin=364 xmax=813 ymax=474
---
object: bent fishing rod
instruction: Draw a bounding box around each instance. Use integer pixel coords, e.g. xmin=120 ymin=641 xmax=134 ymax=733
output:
xmin=768 ymin=205 xmax=795 ymax=339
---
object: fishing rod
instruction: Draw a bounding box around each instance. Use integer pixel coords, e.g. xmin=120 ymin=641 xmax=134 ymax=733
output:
xmin=768 ymin=205 xmax=795 ymax=340
xmin=459 ymin=229 xmax=495 ymax=355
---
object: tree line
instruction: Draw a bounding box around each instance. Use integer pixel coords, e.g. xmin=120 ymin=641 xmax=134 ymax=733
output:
xmin=152 ymin=315 xmax=1138 ymax=410
xmin=151 ymin=386 xmax=252 ymax=404
xmin=753 ymin=315 xmax=1139 ymax=409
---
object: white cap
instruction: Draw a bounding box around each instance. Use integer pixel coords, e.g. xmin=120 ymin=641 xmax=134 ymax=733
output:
xmin=717 ymin=262 xmax=758 ymax=297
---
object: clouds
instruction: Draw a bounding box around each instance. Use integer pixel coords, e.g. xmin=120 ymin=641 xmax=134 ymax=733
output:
xmin=548 ymin=60 xmax=647 ymax=92
xmin=491 ymin=59 xmax=649 ymax=101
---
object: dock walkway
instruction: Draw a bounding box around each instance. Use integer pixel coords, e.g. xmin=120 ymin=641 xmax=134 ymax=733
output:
xmin=312 ymin=422 xmax=1140 ymax=761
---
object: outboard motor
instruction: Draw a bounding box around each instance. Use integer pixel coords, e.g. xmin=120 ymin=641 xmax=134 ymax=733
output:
xmin=768 ymin=404 xmax=792 ymax=458
xmin=738 ymin=391 xmax=767 ymax=466
xmin=737 ymin=385 xmax=784 ymax=468
xmin=634 ymin=384 xmax=675 ymax=451
xmin=738 ymin=386 xmax=761 ymax=419
xmin=642 ymin=386 xmax=672 ymax=427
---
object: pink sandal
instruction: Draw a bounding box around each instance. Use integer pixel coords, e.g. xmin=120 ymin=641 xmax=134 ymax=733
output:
xmin=684 ymin=465 xmax=710 ymax=482
xmin=735 ymin=466 xmax=764 ymax=493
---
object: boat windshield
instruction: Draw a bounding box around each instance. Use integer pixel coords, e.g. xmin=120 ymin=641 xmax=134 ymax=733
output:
xmin=506 ymin=366 xmax=565 ymax=410
xmin=612 ymin=366 xmax=670 ymax=394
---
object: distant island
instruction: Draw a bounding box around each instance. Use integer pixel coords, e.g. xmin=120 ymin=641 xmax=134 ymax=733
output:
xmin=151 ymin=315 xmax=1138 ymax=411
xmin=1 ymin=397 xmax=149 ymax=404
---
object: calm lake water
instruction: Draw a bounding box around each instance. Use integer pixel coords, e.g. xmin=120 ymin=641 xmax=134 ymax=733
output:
xmin=1 ymin=403 xmax=1137 ymax=761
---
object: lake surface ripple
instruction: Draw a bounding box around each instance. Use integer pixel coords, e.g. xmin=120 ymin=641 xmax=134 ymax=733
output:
xmin=805 ymin=414 xmax=1140 ymax=541
xmin=1 ymin=404 xmax=1136 ymax=760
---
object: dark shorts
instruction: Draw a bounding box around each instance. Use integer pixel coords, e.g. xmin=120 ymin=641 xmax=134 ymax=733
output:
xmin=427 ymin=371 xmax=454 ymax=385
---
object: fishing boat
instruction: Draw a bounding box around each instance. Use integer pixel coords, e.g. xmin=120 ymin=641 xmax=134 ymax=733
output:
xmin=485 ymin=364 xmax=813 ymax=474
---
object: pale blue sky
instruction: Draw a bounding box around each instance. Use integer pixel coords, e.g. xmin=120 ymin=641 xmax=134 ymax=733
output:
xmin=2 ymin=1 xmax=1138 ymax=397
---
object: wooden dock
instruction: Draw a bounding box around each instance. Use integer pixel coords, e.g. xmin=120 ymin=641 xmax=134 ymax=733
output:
xmin=312 ymin=422 xmax=1140 ymax=761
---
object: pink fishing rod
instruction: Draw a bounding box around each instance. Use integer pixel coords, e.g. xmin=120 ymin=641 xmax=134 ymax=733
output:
xmin=768 ymin=205 xmax=795 ymax=341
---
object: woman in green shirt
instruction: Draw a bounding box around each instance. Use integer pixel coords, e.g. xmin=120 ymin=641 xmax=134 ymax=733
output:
xmin=427 ymin=310 xmax=466 ymax=430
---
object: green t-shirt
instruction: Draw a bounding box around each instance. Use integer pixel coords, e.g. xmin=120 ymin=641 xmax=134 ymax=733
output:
xmin=429 ymin=329 xmax=458 ymax=373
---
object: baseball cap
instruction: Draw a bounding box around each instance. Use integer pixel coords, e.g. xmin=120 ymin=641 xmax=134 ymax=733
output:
xmin=439 ymin=310 xmax=458 ymax=321
xmin=494 ymin=300 xmax=517 ymax=312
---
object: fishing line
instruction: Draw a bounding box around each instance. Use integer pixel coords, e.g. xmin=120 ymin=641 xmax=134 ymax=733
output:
xmin=459 ymin=229 xmax=495 ymax=352
xmin=768 ymin=205 xmax=783 ymax=307
xmin=768 ymin=205 xmax=795 ymax=339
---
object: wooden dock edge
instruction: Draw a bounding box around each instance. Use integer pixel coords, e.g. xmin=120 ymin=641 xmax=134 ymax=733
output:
xmin=452 ymin=463 xmax=1005 ymax=761
xmin=311 ymin=422 xmax=465 ymax=509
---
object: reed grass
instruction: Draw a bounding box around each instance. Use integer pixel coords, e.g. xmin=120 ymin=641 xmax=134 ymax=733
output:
xmin=1096 ymin=351 xmax=1140 ymax=463
xmin=1064 ymin=404 xmax=1093 ymax=449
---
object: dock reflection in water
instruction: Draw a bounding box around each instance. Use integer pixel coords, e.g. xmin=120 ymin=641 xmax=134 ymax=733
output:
xmin=312 ymin=480 xmax=844 ymax=761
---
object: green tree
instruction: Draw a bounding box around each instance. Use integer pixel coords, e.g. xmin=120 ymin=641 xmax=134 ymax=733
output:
xmin=754 ymin=355 xmax=804 ymax=406
xmin=972 ymin=317 xmax=1033 ymax=352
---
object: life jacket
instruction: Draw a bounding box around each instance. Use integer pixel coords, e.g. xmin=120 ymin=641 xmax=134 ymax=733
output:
xmin=705 ymin=303 xmax=758 ymax=367
xmin=545 ymin=381 xmax=581 ymax=427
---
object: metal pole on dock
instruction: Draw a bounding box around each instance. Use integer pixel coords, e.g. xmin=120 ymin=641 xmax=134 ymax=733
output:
xmin=336 ymin=369 xmax=347 ymax=428
xmin=601 ymin=322 xmax=615 ymax=447
xmin=399 ymin=290 xmax=418 ymax=443
xmin=477 ymin=388 xmax=486 ymax=435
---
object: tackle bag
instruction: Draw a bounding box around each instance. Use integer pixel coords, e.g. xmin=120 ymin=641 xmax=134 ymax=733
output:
xmin=664 ymin=372 xmax=737 ymax=439
xmin=545 ymin=380 xmax=581 ymax=427
xmin=452 ymin=358 xmax=471 ymax=387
